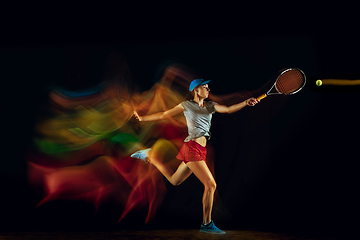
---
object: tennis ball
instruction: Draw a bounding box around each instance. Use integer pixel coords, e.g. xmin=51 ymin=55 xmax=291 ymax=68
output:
xmin=316 ymin=79 xmax=322 ymax=86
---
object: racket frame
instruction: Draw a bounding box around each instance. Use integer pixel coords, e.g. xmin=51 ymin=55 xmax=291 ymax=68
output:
xmin=257 ymin=68 xmax=306 ymax=101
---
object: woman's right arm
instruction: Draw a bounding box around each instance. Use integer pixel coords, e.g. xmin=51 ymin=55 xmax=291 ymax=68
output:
xmin=134 ymin=104 xmax=184 ymax=122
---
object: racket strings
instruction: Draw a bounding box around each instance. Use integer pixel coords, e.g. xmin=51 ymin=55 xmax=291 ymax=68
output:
xmin=276 ymin=69 xmax=305 ymax=94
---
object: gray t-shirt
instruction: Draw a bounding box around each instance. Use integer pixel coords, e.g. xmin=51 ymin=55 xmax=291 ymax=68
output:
xmin=181 ymin=100 xmax=217 ymax=142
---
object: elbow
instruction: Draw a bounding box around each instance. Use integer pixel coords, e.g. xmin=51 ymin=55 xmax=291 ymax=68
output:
xmin=218 ymin=108 xmax=232 ymax=114
xmin=160 ymin=112 xmax=168 ymax=119
xmin=225 ymin=108 xmax=233 ymax=114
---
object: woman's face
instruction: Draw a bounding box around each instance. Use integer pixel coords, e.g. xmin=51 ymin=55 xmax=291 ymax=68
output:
xmin=195 ymin=84 xmax=210 ymax=98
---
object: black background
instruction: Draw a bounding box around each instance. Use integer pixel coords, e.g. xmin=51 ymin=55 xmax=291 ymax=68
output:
xmin=1 ymin=24 xmax=359 ymax=238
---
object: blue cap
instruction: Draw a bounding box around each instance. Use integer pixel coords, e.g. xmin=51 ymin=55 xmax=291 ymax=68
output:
xmin=189 ymin=79 xmax=210 ymax=91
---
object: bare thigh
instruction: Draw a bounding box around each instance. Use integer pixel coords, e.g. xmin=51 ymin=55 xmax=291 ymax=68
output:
xmin=186 ymin=161 xmax=215 ymax=188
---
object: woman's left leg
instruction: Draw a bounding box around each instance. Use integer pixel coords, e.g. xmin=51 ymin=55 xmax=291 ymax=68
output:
xmin=186 ymin=160 xmax=216 ymax=225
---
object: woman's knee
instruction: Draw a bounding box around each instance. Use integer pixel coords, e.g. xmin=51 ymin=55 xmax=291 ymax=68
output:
xmin=170 ymin=178 xmax=182 ymax=186
xmin=204 ymin=180 xmax=217 ymax=192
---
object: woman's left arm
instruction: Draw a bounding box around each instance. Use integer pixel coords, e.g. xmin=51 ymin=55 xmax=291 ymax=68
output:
xmin=214 ymin=98 xmax=259 ymax=114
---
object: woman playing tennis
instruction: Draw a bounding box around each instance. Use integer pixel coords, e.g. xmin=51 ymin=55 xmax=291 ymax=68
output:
xmin=131 ymin=79 xmax=259 ymax=234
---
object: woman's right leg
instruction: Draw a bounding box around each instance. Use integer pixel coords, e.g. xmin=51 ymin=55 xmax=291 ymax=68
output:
xmin=148 ymin=154 xmax=192 ymax=186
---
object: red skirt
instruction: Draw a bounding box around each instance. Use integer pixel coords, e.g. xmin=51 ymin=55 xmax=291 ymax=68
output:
xmin=176 ymin=140 xmax=207 ymax=164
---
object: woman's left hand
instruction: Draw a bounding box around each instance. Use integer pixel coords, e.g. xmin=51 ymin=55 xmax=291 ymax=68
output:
xmin=246 ymin=98 xmax=259 ymax=106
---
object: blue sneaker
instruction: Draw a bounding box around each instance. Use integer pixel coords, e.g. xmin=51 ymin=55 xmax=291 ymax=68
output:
xmin=130 ymin=148 xmax=151 ymax=163
xmin=200 ymin=221 xmax=226 ymax=234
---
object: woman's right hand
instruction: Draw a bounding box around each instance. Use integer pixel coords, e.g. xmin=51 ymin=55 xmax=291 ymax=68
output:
xmin=134 ymin=111 xmax=142 ymax=121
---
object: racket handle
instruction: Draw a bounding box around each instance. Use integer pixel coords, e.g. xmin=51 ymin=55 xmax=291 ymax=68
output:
xmin=257 ymin=94 xmax=267 ymax=101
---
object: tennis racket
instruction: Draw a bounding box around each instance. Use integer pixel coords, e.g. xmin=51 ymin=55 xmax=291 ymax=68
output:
xmin=257 ymin=68 xmax=306 ymax=101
